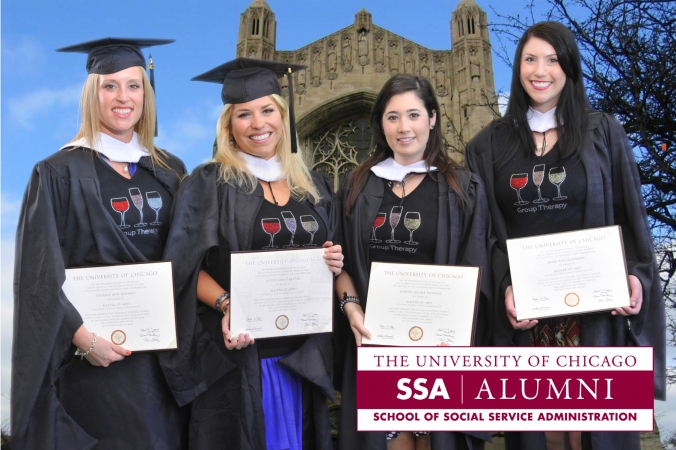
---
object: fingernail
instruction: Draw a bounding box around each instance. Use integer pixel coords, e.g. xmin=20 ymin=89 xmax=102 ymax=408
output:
xmin=126 ymin=350 xmax=131 ymax=355
xmin=631 ymin=302 xmax=636 ymax=307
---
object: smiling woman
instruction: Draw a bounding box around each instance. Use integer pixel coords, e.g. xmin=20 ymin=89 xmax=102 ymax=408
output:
xmin=336 ymin=73 xmax=494 ymax=450
xmin=230 ymin=96 xmax=284 ymax=160
xmin=97 ymin=66 xmax=145 ymax=142
xmin=10 ymin=37 xmax=189 ymax=449
xmin=465 ymin=21 xmax=666 ymax=450
xmin=161 ymin=58 xmax=343 ymax=449
xmin=519 ymin=37 xmax=566 ymax=114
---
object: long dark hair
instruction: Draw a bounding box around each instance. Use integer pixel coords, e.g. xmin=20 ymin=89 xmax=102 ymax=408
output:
xmin=344 ymin=73 xmax=465 ymax=215
xmin=499 ymin=21 xmax=591 ymax=164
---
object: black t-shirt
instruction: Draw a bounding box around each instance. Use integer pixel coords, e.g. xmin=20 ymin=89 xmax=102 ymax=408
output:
xmin=251 ymin=197 xmax=328 ymax=250
xmin=95 ymin=156 xmax=172 ymax=260
xmin=495 ymin=145 xmax=586 ymax=239
xmin=368 ymin=174 xmax=438 ymax=264
xmin=252 ymin=197 xmax=329 ymax=358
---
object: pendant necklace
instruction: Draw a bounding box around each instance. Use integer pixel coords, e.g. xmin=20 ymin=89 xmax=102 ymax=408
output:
xmin=392 ymin=172 xmax=414 ymax=188
xmin=536 ymin=129 xmax=552 ymax=156
xmin=389 ymin=173 xmax=416 ymax=206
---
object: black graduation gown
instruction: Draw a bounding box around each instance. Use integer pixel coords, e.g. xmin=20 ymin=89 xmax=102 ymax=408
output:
xmin=466 ymin=112 xmax=666 ymax=450
xmin=160 ymin=163 xmax=339 ymax=450
xmin=337 ymin=170 xmax=494 ymax=450
xmin=11 ymin=147 xmax=188 ymax=450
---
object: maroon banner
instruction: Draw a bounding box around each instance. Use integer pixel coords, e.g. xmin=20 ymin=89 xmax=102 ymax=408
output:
xmin=357 ymin=370 xmax=653 ymax=409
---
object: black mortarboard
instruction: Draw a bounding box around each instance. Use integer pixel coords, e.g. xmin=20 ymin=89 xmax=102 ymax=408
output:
xmin=56 ymin=37 xmax=175 ymax=74
xmin=191 ymin=58 xmax=307 ymax=152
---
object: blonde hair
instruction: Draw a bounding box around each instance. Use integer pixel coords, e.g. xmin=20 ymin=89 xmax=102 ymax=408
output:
xmin=69 ymin=66 xmax=169 ymax=168
xmin=213 ymin=94 xmax=321 ymax=203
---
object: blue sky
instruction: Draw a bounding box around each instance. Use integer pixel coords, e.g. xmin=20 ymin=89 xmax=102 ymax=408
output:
xmin=2 ymin=0 xmax=673 ymax=440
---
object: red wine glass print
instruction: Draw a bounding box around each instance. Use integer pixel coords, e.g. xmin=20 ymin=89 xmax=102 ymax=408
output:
xmin=300 ymin=215 xmax=319 ymax=247
xmin=548 ymin=166 xmax=567 ymax=200
xmin=146 ymin=191 xmax=163 ymax=225
xmin=532 ymin=164 xmax=550 ymax=204
xmin=129 ymin=188 xmax=147 ymax=227
xmin=386 ymin=206 xmax=403 ymax=243
xmin=262 ymin=218 xmax=281 ymax=249
xmin=111 ymin=197 xmax=131 ymax=229
xmin=281 ymin=211 xmax=299 ymax=248
xmin=370 ymin=212 xmax=386 ymax=243
xmin=510 ymin=173 xmax=529 ymax=205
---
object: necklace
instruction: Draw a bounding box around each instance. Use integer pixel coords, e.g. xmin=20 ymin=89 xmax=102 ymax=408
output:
xmin=265 ymin=180 xmax=278 ymax=205
xmin=388 ymin=173 xmax=421 ymax=206
xmin=535 ymin=129 xmax=553 ymax=156
xmin=103 ymin=156 xmax=130 ymax=175
xmin=394 ymin=173 xmax=414 ymax=187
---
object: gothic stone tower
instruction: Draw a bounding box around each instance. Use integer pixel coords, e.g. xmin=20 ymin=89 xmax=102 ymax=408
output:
xmin=237 ymin=0 xmax=498 ymax=191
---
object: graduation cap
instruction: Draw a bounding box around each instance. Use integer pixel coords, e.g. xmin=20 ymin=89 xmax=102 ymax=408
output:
xmin=191 ymin=58 xmax=307 ymax=153
xmin=56 ymin=37 xmax=175 ymax=136
xmin=56 ymin=37 xmax=175 ymax=74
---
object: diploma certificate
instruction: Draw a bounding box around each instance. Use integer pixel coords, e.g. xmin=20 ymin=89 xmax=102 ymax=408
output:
xmin=362 ymin=262 xmax=481 ymax=346
xmin=506 ymin=226 xmax=630 ymax=320
xmin=230 ymin=248 xmax=333 ymax=339
xmin=62 ymin=261 xmax=177 ymax=351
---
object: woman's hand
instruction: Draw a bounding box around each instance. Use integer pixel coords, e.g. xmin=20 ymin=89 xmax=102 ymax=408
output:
xmin=344 ymin=302 xmax=371 ymax=346
xmin=322 ymin=241 xmax=343 ymax=276
xmin=221 ymin=306 xmax=255 ymax=350
xmin=612 ymin=275 xmax=643 ymax=316
xmin=505 ymin=285 xmax=538 ymax=330
xmin=73 ymin=325 xmax=129 ymax=367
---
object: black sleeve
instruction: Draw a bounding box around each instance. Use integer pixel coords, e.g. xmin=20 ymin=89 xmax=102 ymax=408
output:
xmin=159 ymin=165 xmax=237 ymax=406
xmin=11 ymin=161 xmax=95 ymax=449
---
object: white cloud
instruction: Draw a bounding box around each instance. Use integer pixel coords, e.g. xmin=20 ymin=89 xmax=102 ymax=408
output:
xmin=154 ymin=100 xmax=222 ymax=170
xmin=1 ymin=239 xmax=15 ymax=428
xmin=1 ymin=194 xmax=21 ymax=426
xmin=8 ymin=85 xmax=82 ymax=130
xmin=1 ymin=36 xmax=46 ymax=76
xmin=2 ymin=194 xmax=22 ymax=233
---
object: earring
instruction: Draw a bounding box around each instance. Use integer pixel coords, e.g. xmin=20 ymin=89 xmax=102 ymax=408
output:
xmin=430 ymin=125 xmax=435 ymax=130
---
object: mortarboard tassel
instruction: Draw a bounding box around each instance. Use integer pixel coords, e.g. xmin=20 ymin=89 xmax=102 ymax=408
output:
xmin=286 ymin=67 xmax=298 ymax=153
xmin=148 ymin=54 xmax=158 ymax=137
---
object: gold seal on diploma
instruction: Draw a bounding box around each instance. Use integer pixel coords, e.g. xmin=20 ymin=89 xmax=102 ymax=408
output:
xmin=409 ymin=326 xmax=423 ymax=341
xmin=564 ymin=293 xmax=580 ymax=307
xmin=275 ymin=315 xmax=289 ymax=330
xmin=111 ymin=330 xmax=126 ymax=345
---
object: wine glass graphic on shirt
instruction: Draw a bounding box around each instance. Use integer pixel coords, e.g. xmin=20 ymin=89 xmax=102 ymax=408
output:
xmin=146 ymin=191 xmax=163 ymax=225
xmin=386 ymin=206 xmax=403 ymax=243
xmin=129 ymin=188 xmax=147 ymax=227
xmin=370 ymin=212 xmax=386 ymax=243
xmin=281 ymin=211 xmax=299 ymax=248
xmin=261 ymin=218 xmax=281 ymax=249
xmin=111 ymin=197 xmax=131 ymax=229
xmin=510 ymin=173 xmax=529 ymax=205
xmin=404 ymin=212 xmax=421 ymax=245
xmin=532 ymin=164 xmax=550 ymax=204
xmin=548 ymin=166 xmax=568 ymax=200
xmin=300 ymin=215 xmax=319 ymax=247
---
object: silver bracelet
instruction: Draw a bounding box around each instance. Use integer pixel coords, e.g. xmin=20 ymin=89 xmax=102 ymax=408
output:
xmin=340 ymin=291 xmax=360 ymax=315
xmin=215 ymin=292 xmax=230 ymax=315
xmin=75 ymin=333 xmax=97 ymax=360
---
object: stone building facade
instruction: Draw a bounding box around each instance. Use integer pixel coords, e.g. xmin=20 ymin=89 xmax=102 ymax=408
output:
xmin=237 ymin=0 xmax=499 ymax=190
